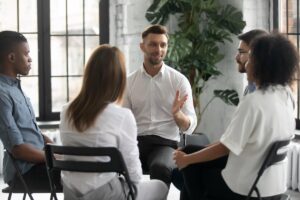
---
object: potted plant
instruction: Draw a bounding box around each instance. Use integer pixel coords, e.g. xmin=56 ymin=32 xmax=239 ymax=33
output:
xmin=146 ymin=0 xmax=245 ymax=124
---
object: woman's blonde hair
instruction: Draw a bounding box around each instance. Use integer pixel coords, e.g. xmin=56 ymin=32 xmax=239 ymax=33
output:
xmin=66 ymin=44 xmax=126 ymax=132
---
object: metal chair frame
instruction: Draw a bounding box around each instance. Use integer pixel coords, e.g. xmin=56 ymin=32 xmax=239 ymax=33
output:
xmin=245 ymin=140 xmax=291 ymax=200
xmin=45 ymin=144 xmax=137 ymax=200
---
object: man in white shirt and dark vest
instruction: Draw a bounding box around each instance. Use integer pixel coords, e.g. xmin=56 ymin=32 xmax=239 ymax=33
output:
xmin=124 ymin=24 xmax=197 ymax=187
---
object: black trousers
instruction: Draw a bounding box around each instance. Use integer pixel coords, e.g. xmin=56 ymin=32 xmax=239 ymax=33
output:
xmin=138 ymin=135 xmax=178 ymax=186
xmin=8 ymin=163 xmax=61 ymax=191
xmin=179 ymin=145 xmax=284 ymax=200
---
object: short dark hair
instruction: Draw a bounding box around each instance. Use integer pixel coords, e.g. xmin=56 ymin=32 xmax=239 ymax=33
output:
xmin=250 ymin=33 xmax=299 ymax=89
xmin=142 ymin=24 xmax=168 ymax=39
xmin=238 ymin=29 xmax=268 ymax=45
xmin=0 ymin=31 xmax=27 ymax=62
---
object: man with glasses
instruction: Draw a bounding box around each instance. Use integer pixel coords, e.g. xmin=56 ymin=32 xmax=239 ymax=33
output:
xmin=236 ymin=29 xmax=268 ymax=95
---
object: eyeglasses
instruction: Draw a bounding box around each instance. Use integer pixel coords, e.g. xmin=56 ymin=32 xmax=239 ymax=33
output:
xmin=237 ymin=51 xmax=249 ymax=56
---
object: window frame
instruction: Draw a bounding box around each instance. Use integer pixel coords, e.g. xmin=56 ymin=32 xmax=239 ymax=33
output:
xmin=273 ymin=0 xmax=300 ymax=120
xmin=35 ymin=0 xmax=109 ymax=121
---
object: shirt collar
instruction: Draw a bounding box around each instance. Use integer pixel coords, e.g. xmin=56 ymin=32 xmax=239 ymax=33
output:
xmin=141 ymin=62 xmax=166 ymax=77
xmin=0 ymin=74 xmax=19 ymax=86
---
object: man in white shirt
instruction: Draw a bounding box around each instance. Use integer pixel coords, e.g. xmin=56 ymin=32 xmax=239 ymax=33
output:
xmin=124 ymin=25 xmax=197 ymax=186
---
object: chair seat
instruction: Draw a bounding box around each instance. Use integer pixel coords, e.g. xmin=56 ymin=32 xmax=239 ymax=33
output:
xmin=280 ymin=194 xmax=290 ymax=200
xmin=205 ymin=193 xmax=290 ymax=200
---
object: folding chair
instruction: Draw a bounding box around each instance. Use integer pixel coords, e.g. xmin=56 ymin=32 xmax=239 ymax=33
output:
xmin=245 ymin=140 xmax=291 ymax=200
xmin=1 ymin=150 xmax=58 ymax=200
xmin=44 ymin=144 xmax=137 ymax=200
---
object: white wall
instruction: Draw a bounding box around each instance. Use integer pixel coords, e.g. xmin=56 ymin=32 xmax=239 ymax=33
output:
xmin=109 ymin=0 xmax=270 ymax=142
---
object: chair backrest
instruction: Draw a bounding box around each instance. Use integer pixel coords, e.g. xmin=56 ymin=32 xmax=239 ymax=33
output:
xmin=246 ymin=139 xmax=291 ymax=200
xmin=44 ymin=144 xmax=137 ymax=200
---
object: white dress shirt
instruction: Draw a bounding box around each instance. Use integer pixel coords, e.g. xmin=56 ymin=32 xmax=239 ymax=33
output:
xmin=124 ymin=63 xmax=197 ymax=141
xmin=59 ymin=103 xmax=143 ymax=196
xmin=221 ymin=85 xmax=295 ymax=197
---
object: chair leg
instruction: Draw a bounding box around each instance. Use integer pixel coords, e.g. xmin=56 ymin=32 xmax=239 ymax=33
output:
xmin=7 ymin=191 xmax=12 ymax=200
xmin=28 ymin=192 xmax=34 ymax=200
xmin=21 ymin=192 xmax=35 ymax=200
xmin=50 ymin=192 xmax=59 ymax=200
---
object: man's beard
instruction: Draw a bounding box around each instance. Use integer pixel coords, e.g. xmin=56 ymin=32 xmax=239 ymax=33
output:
xmin=149 ymin=57 xmax=163 ymax=65
xmin=237 ymin=61 xmax=246 ymax=73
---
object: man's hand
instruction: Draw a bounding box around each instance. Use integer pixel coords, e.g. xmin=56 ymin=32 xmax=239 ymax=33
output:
xmin=172 ymin=90 xmax=188 ymax=116
xmin=172 ymin=90 xmax=190 ymax=131
xmin=42 ymin=133 xmax=53 ymax=144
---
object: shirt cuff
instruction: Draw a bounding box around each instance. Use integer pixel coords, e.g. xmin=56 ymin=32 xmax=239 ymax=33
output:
xmin=182 ymin=116 xmax=196 ymax=135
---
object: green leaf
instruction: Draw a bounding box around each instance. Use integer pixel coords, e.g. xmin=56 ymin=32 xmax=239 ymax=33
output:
xmin=145 ymin=0 xmax=183 ymax=25
xmin=217 ymin=5 xmax=246 ymax=34
xmin=214 ymin=89 xmax=239 ymax=106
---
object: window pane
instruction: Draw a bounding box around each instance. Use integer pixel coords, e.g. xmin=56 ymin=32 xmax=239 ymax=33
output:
xmin=51 ymin=0 xmax=66 ymax=34
xmin=24 ymin=34 xmax=38 ymax=76
xmin=19 ymin=0 xmax=37 ymax=32
xmin=68 ymin=36 xmax=84 ymax=75
xmin=51 ymin=36 xmax=67 ymax=76
xmin=280 ymin=0 xmax=298 ymax=33
xmin=85 ymin=36 xmax=99 ymax=64
xmin=67 ymin=0 xmax=83 ymax=34
xmin=68 ymin=77 xmax=82 ymax=101
xmin=279 ymin=0 xmax=300 ymax=118
xmin=0 ymin=0 xmax=17 ymax=30
xmin=52 ymin=77 xmax=67 ymax=112
xmin=85 ymin=0 xmax=99 ymax=34
xmin=21 ymin=77 xmax=39 ymax=117
xmin=288 ymin=35 xmax=298 ymax=49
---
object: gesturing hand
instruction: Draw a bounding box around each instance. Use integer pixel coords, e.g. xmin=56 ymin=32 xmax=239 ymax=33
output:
xmin=172 ymin=90 xmax=188 ymax=116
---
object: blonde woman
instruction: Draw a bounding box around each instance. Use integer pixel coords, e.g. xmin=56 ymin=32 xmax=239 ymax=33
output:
xmin=59 ymin=44 xmax=168 ymax=200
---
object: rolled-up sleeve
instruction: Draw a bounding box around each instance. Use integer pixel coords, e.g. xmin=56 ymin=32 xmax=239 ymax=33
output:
xmin=180 ymin=77 xmax=197 ymax=135
xmin=0 ymin=93 xmax=24 ymax=151
xmin=220 ymin=98 xmax=257 ymax=155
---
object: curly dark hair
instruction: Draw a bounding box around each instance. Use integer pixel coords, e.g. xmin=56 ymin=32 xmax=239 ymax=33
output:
xmin=249 ymin=33 xmax=299 ymax=90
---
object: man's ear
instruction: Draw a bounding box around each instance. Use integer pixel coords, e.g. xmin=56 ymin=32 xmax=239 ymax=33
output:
xmin=140 ymin=42 xmax=145 ymax=52
xmin=8 ymin=53 xmax=15 ymax=63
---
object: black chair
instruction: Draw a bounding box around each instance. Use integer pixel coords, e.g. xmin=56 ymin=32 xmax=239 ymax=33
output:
xmin=44 ymin=144 xmax=137 ymax=200
xmin=245 ymin=140 xmax=291 ymax=200
xmin=179 ymin=132 xmax=210 ymax=148
xmin=1 ymin=150 xmax=58 ymax=200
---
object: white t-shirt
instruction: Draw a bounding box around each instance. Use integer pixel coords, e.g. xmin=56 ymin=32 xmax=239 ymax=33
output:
xmin=59 ymin=103 xmax=143 ymax=195
xmin=124 ymin=63 xmax=197 ymax=141
xmin=221 ymin=85 xmax=295 ymax=197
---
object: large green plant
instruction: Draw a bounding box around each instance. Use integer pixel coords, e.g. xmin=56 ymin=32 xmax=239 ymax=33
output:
xmin=146 ymin=0 xmax=245 ymax=122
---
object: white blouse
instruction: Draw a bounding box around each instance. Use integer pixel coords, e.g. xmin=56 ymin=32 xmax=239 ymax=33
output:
xmin=221 ymin=85 xmax=295 ymax=197
xmin=59 ymin=103 xmax=143 ymax=195
xmin=124 ymin=63 xmax=197 ymax=141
